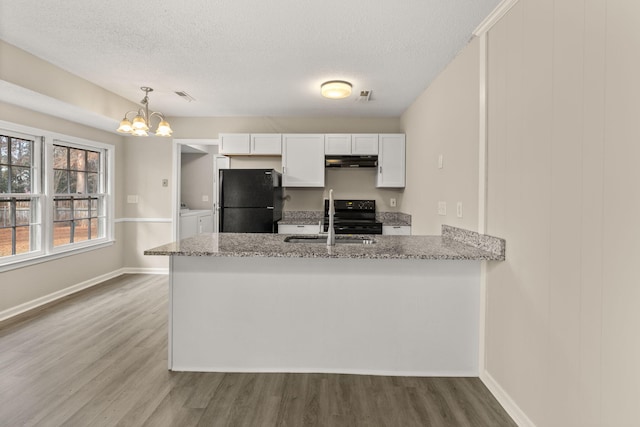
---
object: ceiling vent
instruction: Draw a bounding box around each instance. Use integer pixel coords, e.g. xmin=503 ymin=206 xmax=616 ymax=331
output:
xmin=175 ymin=91 xmax=195 ymax=102
xmin=356 ymin=90 xmax=372 ymax=103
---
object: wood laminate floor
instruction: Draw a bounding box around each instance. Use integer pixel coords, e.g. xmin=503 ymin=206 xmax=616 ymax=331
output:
xmin=0 ymin=274 xmax=516 ymax=427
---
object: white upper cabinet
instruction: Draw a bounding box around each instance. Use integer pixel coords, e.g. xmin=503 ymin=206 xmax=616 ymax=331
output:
xmin=220 ymin=133 xmax=282 ymax=155
xmin=282 ymin=134 xmax=325 ymax=187
xmin=351 ymin=134 xmax=379 ymax=155
xmin=251 ymin=134 xmax=282 ymax=155
xmin=324 ymin=134 xmax=352 ymax=155
xmin=377 ymin=134 xmax=406 ymax=188
xmin=325 ymin=134 xmax=379 ymax=155
xmin=219 ymin=133 xmax=250 ymax=154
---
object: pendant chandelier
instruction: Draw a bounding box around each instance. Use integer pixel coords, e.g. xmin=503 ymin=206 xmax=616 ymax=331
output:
xmin=117 ymin=87 xmax=173 ymax=137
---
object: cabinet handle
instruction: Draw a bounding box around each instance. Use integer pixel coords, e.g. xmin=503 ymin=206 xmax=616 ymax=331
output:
xmin=379 ymin=166 xmax=382 ymax=174
xmin=297 ymin=225 xmax=304 ymax=228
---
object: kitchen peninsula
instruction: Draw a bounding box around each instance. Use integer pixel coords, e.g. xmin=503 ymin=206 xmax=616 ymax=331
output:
xmin=145 ymin=226 xmax=505 ymax=376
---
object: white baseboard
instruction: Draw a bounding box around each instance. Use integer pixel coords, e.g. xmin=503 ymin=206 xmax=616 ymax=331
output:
xmin=0 ymin=267 xmax=168 ymax=322
xmin=480 ymin=371 xmax=536 ymax=427
xmin=122 ymin=267 xmax=169 ymax=275
xmin=171 ymin=366 xmax=479 ymax=377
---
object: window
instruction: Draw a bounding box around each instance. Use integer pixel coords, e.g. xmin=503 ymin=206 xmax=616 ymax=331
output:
xmin=0 ymin=132 xmax=41 ymax=257
xmin=0 ymin=121 xmax=114 ymax=270
xmin=52 ymin=144 xmax=105 ymax=247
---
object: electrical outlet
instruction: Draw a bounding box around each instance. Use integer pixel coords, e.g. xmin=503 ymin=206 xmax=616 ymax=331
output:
xmin=202 ymin=195 xmax=209 ymax=202
xmin=438 ymin=201 xmax=447 ymax=216
xmin=390 ymin=198 xmax=396 ymax=207
xmin=438 ymin=154 xmax=444 ymax=169
xmin=127 ymin=195 xmax=138 ymax=204
xmin=457 ymin=202 xmax=463 ymax=218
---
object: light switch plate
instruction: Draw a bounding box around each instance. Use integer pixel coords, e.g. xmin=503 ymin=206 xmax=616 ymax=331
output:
xmin=162 ymin=179 xmax=169 ymax=187
xmin=438 ymin=154 xmax=444 ymax=169
xmin=127 ymin=195 xmax=138 ymax=204
xmin=390 ymin=198 xmax=396 ymax=207
xmin=202 ymin=195 xmax=209 ymax=202
xmin=438 ymin=201 xmax=446 ymax=216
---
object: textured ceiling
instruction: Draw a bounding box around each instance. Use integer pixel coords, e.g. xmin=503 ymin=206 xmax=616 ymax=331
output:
xmin=0 ymin=0 xmax=500 ymax=119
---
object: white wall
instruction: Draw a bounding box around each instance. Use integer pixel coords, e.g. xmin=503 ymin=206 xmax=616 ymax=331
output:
xmin=401 ymin=38 xmax=481 ymax=235
xmin=484 ymin=0 xmax=640 ymax=425
xmin=121 ymin=136 xmax=174 ymax=270
xmin=181 ymin=151 xmax=215 ymax=211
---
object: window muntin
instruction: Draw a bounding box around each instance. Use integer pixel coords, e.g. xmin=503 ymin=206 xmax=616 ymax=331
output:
xmin=52 ymin=144 xmax=105 ymax=247
xmin=0 ymin=134 xmax=41 ymax=257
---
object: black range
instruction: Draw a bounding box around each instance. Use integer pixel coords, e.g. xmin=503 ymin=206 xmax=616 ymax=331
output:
xmin=323 ymin=199 xmax=383 ymax=235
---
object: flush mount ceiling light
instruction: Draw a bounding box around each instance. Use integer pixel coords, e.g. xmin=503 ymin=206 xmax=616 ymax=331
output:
xmin=117 ymin=87 xmax=173 ymax=137
xmin=321 ymin=80 xmax=352 ymax=99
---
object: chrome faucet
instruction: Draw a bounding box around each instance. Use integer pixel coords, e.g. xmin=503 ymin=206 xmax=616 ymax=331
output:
xmin=327 ymin=189 xmax=335 ymax=246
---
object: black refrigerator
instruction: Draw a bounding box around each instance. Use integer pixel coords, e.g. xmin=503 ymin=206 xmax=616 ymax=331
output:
xmin=219 ymin=169 xmax=283 ymax=233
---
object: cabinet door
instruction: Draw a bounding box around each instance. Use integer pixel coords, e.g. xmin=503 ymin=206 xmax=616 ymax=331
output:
xmin=251 ymin=134 xmax=282 ymax=155
xmin=352 ymin=134 xmax=379 ymax=155
xmin=219 ymin=134 xmax=250 ymax=154
xmin=282 ymin=134 xmax=325 ymax=187
xmin=325 ymin=134 xmax=352 ymax=155
xmin=278 ymin=224 xmax=321 ymax=235
xmin=377 ymin=134 xmax=406 ymax=188
xmin=198 ymin=213 xmax=214 ymax=233
xmin=382 ymin=225 xmax=411 ymax=235
xmin=180 ymin=215 xmax=198 ymax=239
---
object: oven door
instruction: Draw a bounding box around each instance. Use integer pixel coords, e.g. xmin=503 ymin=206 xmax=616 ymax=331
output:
xmin=324 ymin=221 xmax=383 ymax=235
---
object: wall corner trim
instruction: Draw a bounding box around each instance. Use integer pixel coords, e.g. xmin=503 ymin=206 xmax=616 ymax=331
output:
xmin=480 ymin=370 xmax=537 ymax=427
xmin=472 ymin=0 xmax=520 ymax=36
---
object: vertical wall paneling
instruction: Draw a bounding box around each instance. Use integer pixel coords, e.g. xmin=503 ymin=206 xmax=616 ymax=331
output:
xmin=601 ymin=0 xmax=640 ymax=424
xmin=485 ymin=0 xmax=640 ymax=425
xmin=579 ymin=0 xmax=606 ymax=425
xmin=477 ymin=31 xmax=489 ymax=384
xmin=547 ymin=0 xmax=585 ymax=423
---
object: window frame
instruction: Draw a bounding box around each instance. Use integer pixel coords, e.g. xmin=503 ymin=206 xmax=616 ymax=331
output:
xmin=48 ymin=139 xmax=110 ymax=252
xmin=0 ymin=129 xmax=44 ymax=261
xmin=0 ymin=120 xmax=115 ymax=272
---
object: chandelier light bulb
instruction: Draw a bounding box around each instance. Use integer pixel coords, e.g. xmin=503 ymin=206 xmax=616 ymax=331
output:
xmin=117 ymin=118 xmax=133 ymax=133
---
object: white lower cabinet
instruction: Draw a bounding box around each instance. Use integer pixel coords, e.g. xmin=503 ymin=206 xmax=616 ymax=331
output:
xmin=180 ymin=210 xmax=214 ymax=239
xmin=382 ymin=225 xmax=411 ymax=235
xmin=180 ymin=215 xmax=198 ymax=239
xmin=198 ymin=213 xmax=213 ymax=233
xmin=278 ymin=224 xmax=322 ymax=235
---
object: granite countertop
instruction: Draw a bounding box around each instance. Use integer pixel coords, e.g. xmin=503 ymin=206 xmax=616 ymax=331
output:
xmin=145 ymin=225 xmax=505 ymax=261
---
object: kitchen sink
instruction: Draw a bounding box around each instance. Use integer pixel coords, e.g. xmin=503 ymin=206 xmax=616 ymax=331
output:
xmin=284 ymin=235 xmax=376 ymax=245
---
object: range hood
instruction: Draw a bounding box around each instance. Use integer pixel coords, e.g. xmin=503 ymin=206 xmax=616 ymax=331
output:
xmin=325 ymin=155 xmax=378 ymax=168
